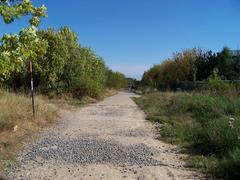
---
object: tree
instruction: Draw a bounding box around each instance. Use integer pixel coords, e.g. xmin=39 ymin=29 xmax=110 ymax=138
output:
xmin=142 ymin=64 xmax=162 ymax=87
xmin=232 ymin=54 xmax=240 ymax=79
xmin=105 ymin=69 xmax=128 ymax=89
xmin=0 ymin=0 xmax=47 ymax=81
xmin=142 ymin=49 xmax=200 ymax=89
xmin=59 ymin=27 xmax=82 ymax=89
xmin=173 ymin=48 xmax=199 ymax=82
xmin=217 ymin=47 xmax=233 ymax=79
xmin=36 ymin=28 xmax=69 ymax=89
xmin=67 ymin=47 xmax=106 ymax=98
xmin=195 ymin=51 xmax=218 ymax=81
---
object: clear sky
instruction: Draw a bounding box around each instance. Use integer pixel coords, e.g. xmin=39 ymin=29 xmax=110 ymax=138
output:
xmin=1 ymin=0 xmax=240 ymax=79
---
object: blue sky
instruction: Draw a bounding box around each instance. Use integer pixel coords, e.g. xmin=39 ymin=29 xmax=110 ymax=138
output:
xmin=1 ymin=0 xmax=240 ymax=79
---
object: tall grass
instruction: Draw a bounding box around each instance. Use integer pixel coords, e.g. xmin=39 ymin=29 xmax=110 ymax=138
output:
xmin=0 ymin=89 xmax=56 ymax=171
xmin=0 ymin=90 xmax=55 ymax=132
xmin=134 ymin=92 xmax=240 ymax=179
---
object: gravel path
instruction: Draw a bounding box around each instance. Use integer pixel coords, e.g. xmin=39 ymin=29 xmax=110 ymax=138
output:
xmin=4 ymin=92 xmax=204 ymax=180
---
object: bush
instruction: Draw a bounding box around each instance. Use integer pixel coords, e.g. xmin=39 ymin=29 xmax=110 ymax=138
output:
xmin=204 ymin=68 xmax=238 ymax=98
xmin=72 ymin=76 xmax=104 ymax=99
xmin=105 ymin=69 xmax=128 ymax=90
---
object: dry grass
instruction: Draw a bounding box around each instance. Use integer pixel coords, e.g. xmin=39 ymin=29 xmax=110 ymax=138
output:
xmin=0 ymin=90 xmax=57 ymax=172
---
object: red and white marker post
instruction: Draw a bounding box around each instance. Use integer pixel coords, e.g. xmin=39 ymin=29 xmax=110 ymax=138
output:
xmin=29 ymin=61 xmax=35 ymax=118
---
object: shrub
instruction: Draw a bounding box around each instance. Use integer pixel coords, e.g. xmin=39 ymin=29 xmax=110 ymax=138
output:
xmin=105 ymin=69 xmax=128 ymax=90
xmin=71 ymin=76 xmax=104 ymax=99
xmin=204 ymin=68 xmax=238 ymax=98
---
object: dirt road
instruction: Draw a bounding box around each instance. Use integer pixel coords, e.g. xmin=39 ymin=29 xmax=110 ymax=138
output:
xmin=5 ymin=92 xmax=204 ymax=180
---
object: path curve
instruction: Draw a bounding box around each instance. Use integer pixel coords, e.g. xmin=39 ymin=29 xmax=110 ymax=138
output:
xmin=5 ymin=92 xmax=204 ymax=180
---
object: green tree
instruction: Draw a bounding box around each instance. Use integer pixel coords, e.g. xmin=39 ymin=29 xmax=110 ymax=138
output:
xmin=69 ymin=47 xmax=106 ymax=98
xmin=142 ymin=65 xmax=162 ymax=87
xmin=59 ymin=27 xmax=82 ymax=90
xmin=0 ymin=0 xmax=47 ymax=81
xmin=142 ymin=49 xmax=199 ymax=89
xmin=195 ymin=51 xmax=219 ymax=81
xmin=233 ymin=54 xmax=240 ymax=79
xmin=36 ymin=28 xmax=69 ymax=90
xmin=218 ymin=47 xmax=233 ymax=79
xmin=105 ymin=69 xmax=128 ymax=89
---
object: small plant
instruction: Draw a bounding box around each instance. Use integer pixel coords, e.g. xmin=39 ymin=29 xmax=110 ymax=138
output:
xmin=205 ymin=68 xmax=237 ymax=98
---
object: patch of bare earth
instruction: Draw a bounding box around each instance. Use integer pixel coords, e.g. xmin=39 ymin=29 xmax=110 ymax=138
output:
xmin=4 ymin=92 xmax=205 ymax=180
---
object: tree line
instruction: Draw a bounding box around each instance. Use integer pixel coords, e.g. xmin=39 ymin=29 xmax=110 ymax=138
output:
xmin=142 ymin=47 xmax=240 ymax=89
xmin=0 ymin=0 xmax=128 ymax=98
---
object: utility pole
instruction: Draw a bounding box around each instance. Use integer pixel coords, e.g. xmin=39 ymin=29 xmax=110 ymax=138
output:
xmin=29 ymin=60 xmax=35 ymax=118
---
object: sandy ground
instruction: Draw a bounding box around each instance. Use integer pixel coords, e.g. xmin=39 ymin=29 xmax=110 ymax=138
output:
xmin=5 ymin=92 xmax=205 ymax=180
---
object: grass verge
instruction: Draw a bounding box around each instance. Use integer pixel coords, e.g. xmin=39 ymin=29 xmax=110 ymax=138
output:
xmin=133 ymin=92 xmax=240 ymax=179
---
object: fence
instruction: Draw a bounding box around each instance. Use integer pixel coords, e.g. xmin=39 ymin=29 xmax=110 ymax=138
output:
xmin=157 ymin=80 xmax=240 ymax=92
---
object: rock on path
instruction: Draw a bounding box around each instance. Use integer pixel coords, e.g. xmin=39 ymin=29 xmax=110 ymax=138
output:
xmin=4 ymin=92 xmax=204 ymax=180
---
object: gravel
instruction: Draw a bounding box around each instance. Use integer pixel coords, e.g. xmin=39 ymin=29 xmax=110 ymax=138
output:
xmin=4 ymin=134 xmax=164 ymax=177
xmin=10 ymin=135 xmax=162 ymax=168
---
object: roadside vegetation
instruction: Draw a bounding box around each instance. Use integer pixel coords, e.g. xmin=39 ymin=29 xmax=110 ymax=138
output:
xmin=142 ymin=47 xmax=240 ymax=90
xmin=134 ymin=91 xmax=240 ymax=179
xmin=134 ymin=48 xmax=240 ymax=179
xmin=2 ymin=27 xmax=128 ymax=99
xmin=0 ymin=89 xmax=56 ymax=171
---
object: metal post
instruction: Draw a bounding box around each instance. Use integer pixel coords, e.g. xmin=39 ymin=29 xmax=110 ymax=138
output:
xmin=29 ymin=61 xmax=35 ymax=118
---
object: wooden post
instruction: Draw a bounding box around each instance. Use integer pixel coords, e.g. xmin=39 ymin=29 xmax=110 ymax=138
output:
xmin=29 ymin=61 xmax=35 ymax=118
